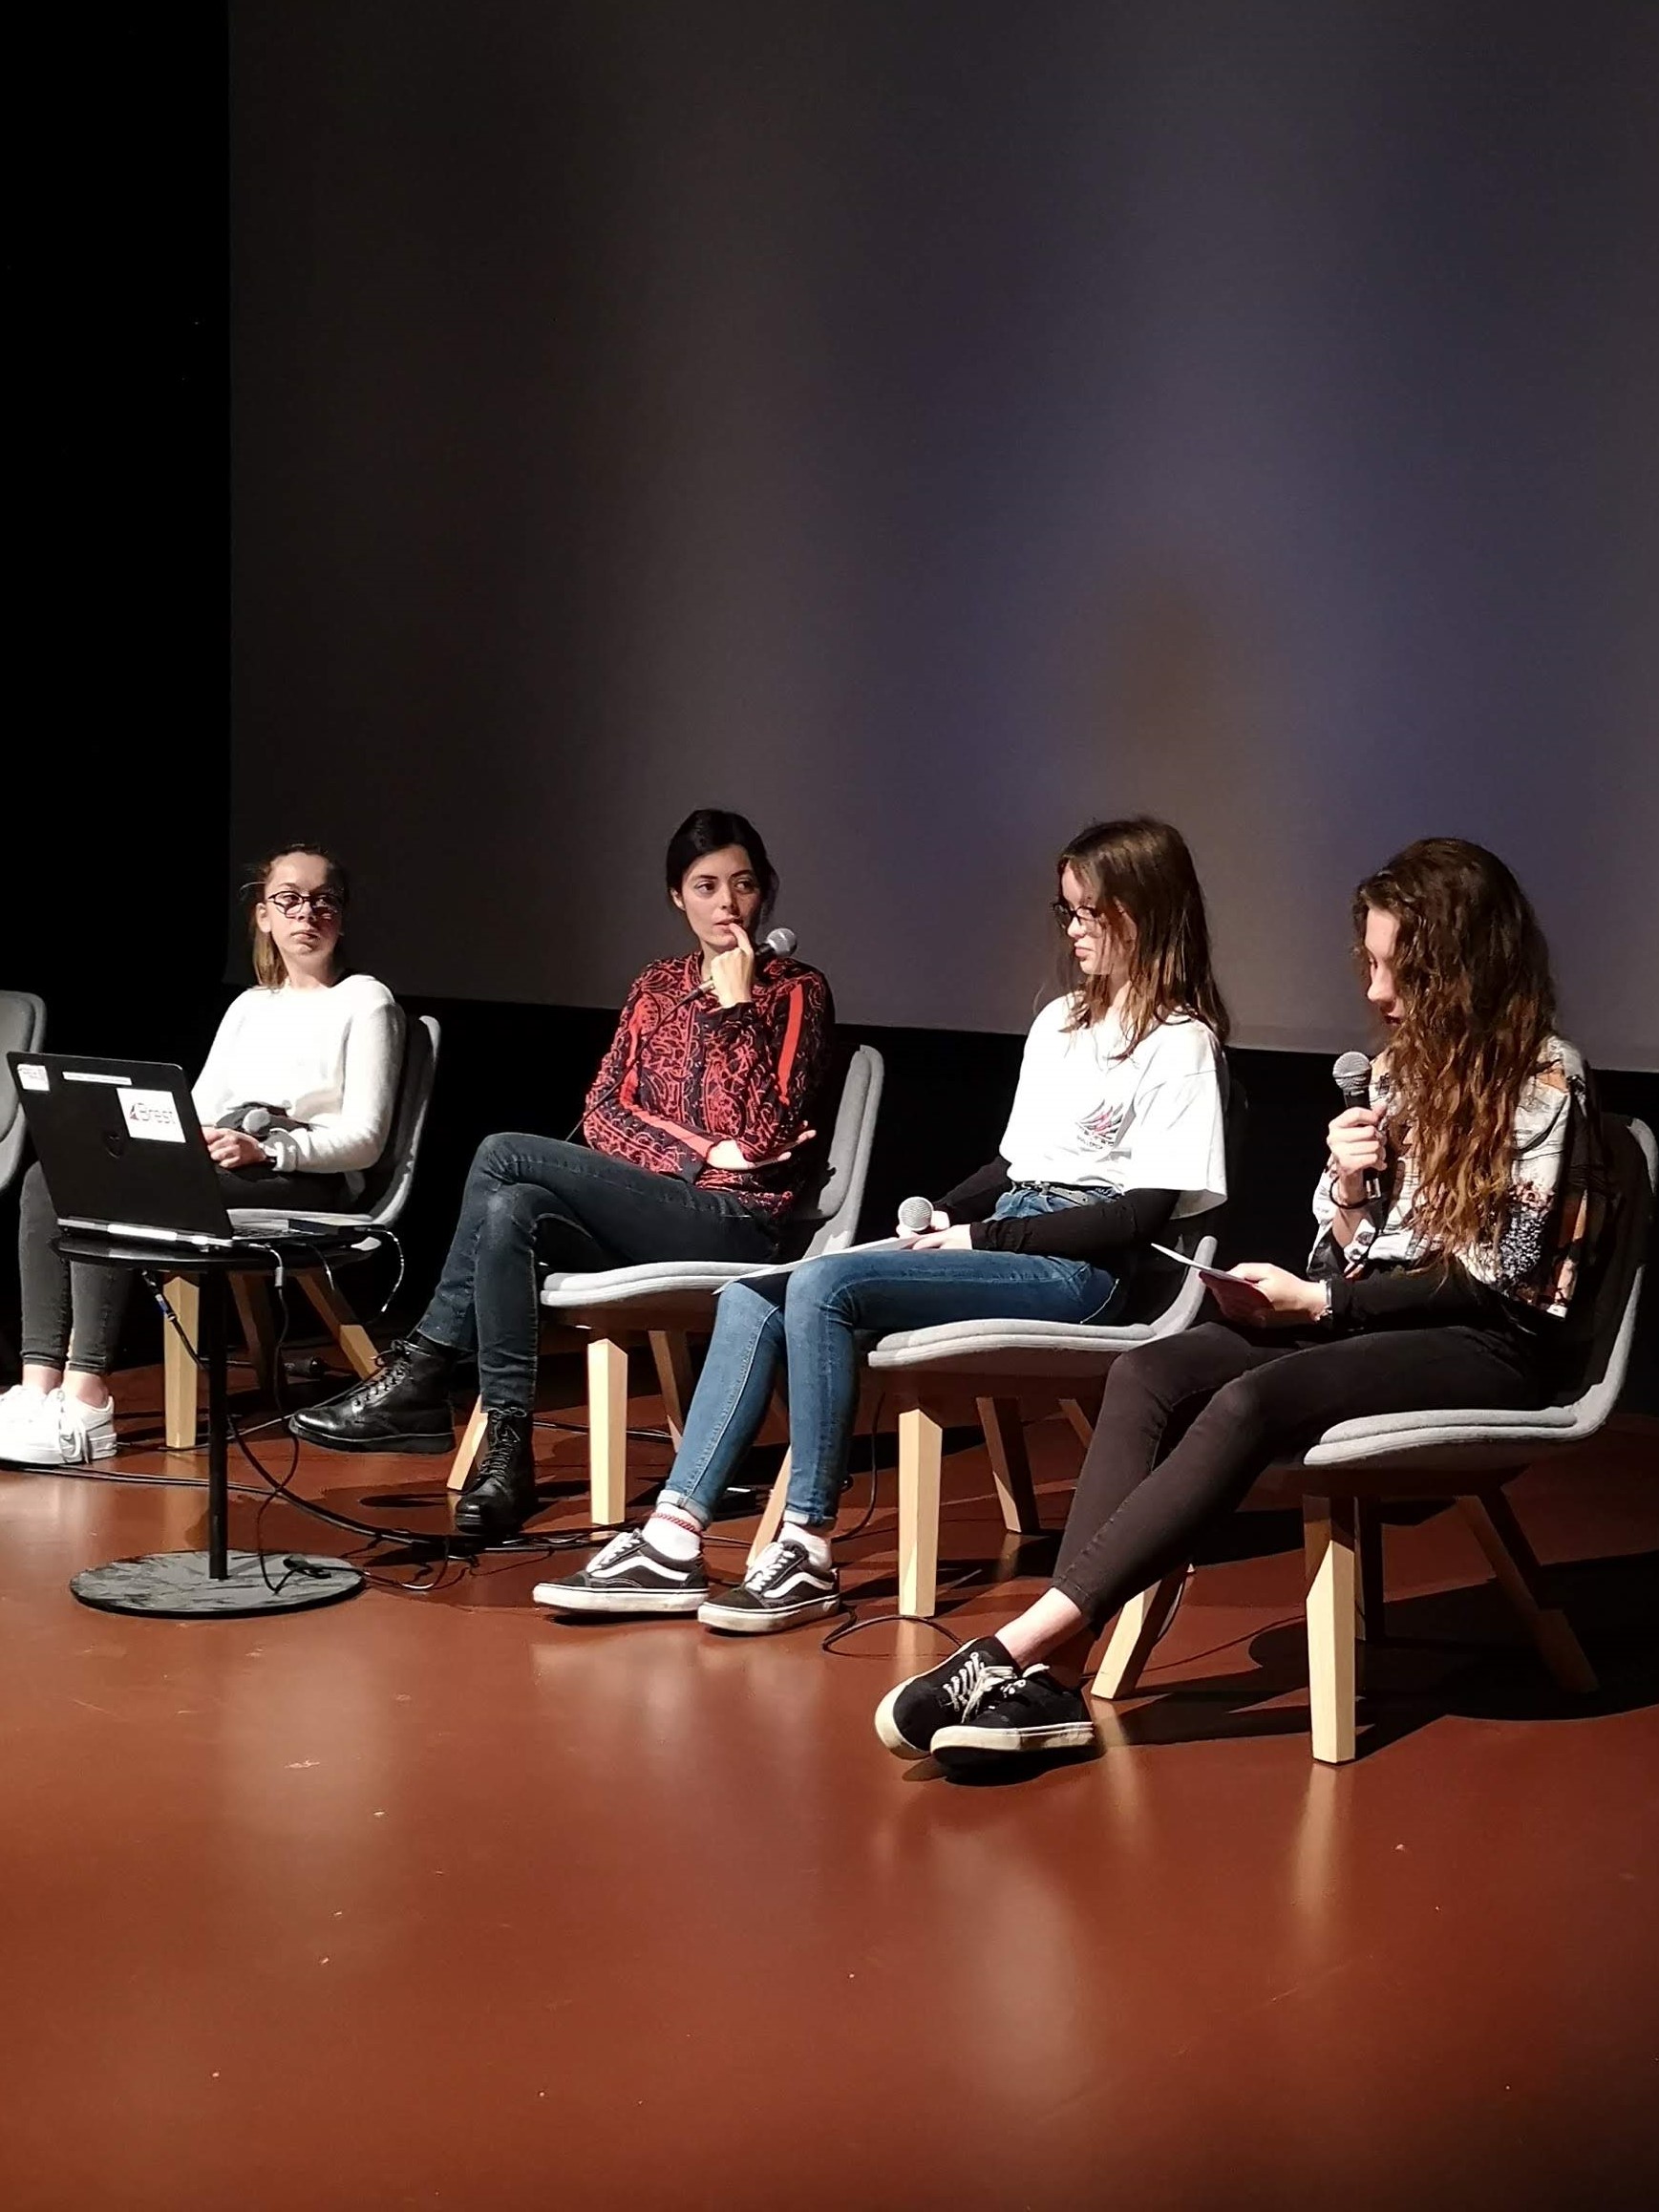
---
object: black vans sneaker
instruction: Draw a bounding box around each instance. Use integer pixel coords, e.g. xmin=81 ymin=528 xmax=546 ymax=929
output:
xmin=930 ymin=1667 xmax=1096 ymax=1763
xmin=695 ymin=1537 xmax=840 ymax=1634
xmin=534 ymin=1530 xmax=708 ymax=1616
xmin=873 ymin=1635 xmax=1017 ymax=1759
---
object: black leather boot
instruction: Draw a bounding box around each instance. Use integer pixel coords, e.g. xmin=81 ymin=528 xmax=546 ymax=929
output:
xmin=287 ymin=1337 xmax=457 ymax=1455
xmin=453 ymin=1410 xmax=539 ymax=1540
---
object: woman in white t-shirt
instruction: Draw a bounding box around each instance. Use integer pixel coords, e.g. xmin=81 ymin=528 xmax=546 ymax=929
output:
xmin=1 ymin=844 xmax=402 ymax=1470
xmin=538 ymin=818 xmax=1230 ymax=1633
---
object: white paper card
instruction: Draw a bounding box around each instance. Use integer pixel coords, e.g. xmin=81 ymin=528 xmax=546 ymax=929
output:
xmin=118 ymin=1088 xmax=187 ymax=1143
xmin=16 ymin=1062 xmax=49 ymax=1091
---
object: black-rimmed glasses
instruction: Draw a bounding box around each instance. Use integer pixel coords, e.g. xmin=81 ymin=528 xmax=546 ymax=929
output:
xmin=1051 ymin=898 xmax=1104 ymax=928
xmin=266 ymin=889 xmax=344 ymax=921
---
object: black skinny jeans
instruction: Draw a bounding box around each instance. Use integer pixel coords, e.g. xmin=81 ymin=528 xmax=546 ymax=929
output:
xmin=17 ymin=1159 xmax=348 ymax=1373
xmin=416 ymin=1135 xmax=777 ymax=1414
xmin=1053 ymin=1318 xmax=1543 ymax=1629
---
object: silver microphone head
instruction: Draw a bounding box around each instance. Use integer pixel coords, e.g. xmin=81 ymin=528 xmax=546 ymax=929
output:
xmin=241 ymin=1106 xmax=274 ymax=1138
xmin=763 ymin=926 xmax=797 ymax=957
xmin=1331 ymin=1051 xmax=1372 ymax=1106
xmin=897 ymin=1195 xmax=935 ymax=1234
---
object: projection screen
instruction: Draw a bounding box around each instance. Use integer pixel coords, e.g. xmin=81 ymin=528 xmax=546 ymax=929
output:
xmin=229 ymin=1 xmax=1659 ymax=1067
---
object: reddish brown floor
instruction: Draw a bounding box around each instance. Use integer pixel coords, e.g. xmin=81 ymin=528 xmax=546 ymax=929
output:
xmin=3 ymin=1365 xmax=1659 ymax=2212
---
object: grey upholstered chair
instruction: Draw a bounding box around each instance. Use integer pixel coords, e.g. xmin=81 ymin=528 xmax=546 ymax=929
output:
xmin=446 ymin=1043 xmax=884 ymax=1523
xmin=827 ymin=1075 xmax=1246 ymax=1614
xmin=859 ymin=1212 xmax=1223 ymax=1615
xmin=0 ymin=991 xmax=48 ymax=1374
xmin=0 ymin=990 xmax=48 ymax=1199
xmin=1097 ymin=1113 xmax=1656 ymax=1765
xmin=162 ymin=1015 xmax=441 ymax=1446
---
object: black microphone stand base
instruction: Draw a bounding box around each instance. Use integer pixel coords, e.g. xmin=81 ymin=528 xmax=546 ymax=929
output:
xmin=70 ymin=1549 xmax=365 ymax=1619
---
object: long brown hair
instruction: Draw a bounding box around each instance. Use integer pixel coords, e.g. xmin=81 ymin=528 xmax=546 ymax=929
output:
xmin=1355 ymin=838 xmax=1556 ymax=1261
xmin=1058 ymin=818 xmax=1230 ymax=1051
xmin=243 ymin=843 xmax=350 ymax=989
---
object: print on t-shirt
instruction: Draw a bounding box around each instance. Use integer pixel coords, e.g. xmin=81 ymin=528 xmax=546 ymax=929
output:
xmin=999 ymin=999 xmax=1227 ymax=1219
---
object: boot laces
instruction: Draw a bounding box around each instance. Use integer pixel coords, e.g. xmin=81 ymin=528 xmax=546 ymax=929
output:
xmin=477 ymin=1410 xmax=530 ymax=1479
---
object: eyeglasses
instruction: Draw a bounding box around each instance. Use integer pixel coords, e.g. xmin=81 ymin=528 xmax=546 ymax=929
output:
xmin=266 ymin=889 xmax=344 ymax=921
xmin=1051 ymin=899 xmax=1105 ymax=928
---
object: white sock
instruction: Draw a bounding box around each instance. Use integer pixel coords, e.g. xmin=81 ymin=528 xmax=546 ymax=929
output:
xmin=780 ymin=1521 xmax=833 ymax=1569
xmin=644 ymin=1507 xmax=703 ymax=1563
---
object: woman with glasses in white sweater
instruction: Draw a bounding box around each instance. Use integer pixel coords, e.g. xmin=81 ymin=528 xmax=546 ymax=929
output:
xmin=1 ymin=844 xmax=401 ymax=1469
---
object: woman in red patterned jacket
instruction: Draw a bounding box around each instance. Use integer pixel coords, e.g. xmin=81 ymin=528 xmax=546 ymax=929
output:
xmin=291 ymin=811 xmax=833 ymax=1537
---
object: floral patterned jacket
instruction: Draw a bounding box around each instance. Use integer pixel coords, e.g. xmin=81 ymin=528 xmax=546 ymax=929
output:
xmin=1308 ymin=1036 xmax=1605 ymax=1321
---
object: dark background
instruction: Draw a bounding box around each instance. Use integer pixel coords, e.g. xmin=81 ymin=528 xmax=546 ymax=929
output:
xmin=8 ymin=5 xmax=1656 ymax=1403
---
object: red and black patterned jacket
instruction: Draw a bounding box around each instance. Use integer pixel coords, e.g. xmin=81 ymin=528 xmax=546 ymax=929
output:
xmin=582 ymin=951 xmax=835 ymax=1222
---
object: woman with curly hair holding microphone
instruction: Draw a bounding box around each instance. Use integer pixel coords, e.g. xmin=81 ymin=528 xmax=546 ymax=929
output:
xmin=879 ymin=837 xmax=1606 ymax=1769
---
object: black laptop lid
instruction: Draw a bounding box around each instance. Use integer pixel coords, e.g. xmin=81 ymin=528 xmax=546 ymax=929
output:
xmin=8 ymin=1053 xmax=233 ymax=1236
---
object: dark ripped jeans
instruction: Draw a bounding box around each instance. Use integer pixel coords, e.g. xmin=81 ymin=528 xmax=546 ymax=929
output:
xmin=415 ymin=1135 xmax=776 ymax=1414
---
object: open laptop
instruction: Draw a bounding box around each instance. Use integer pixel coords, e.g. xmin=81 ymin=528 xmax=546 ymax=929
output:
xmin=8 ymin=1053 xmax=374 ymax=1250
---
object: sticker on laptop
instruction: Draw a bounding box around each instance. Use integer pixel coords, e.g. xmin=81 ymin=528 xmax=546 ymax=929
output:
xmin=16 ymin=1063 xmax=49 ymax=1091
xmin=118 ymin=1088 xmax=187 ymax=1142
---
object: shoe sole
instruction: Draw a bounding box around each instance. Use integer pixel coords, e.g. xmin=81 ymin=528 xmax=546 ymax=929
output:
xmin=535 ymin=1582 xmax=707 ymax=1615
xmin=931 ymin=1720 xmax=1097 ymax=1757
xmin=0 ymin=1432 xmax=119 ymax=1469
xmin=873 ymin=1684 xmax=935 ymax=1759
xmin=696 ymin=1594 xmax=840 ymax=1634
xmin=288 ymin=1422 xmax=456 ymax=1457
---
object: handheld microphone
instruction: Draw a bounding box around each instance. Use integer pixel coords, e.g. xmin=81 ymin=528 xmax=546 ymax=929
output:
xmin=240 ymin=1106 xmax=274 ymax=1139
xmin=675 ymin=927 xmax=798 ymax=1009
xmin=1330 ymin=1051 xmax=1383 ymax=1202
xmin=897 ymin=1195 xmax=936 ymax=1235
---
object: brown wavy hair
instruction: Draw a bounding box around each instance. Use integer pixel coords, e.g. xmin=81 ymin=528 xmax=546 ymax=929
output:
xmin=1058 ymin=818 xmax=1230 ymax=1051
xmin=242 ymin=843 xmax=350 ymax=989
xmin=1354 ymin=838 xmax=1555 ymax=1261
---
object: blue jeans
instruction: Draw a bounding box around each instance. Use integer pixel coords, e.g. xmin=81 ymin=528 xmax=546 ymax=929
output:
xmin=659 ymin=1194 xmax=1122 ymax=1529
xmin=417 ymin=1135 xmax=775 ymax=1413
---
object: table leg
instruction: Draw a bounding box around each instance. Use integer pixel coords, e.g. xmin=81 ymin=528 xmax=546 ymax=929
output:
xmin=202 ymin=1271 xmax=228 ymax=1580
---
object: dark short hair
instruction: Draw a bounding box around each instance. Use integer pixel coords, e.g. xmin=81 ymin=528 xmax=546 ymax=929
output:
xmin=664 ymin=810 xmax=777 ymax=914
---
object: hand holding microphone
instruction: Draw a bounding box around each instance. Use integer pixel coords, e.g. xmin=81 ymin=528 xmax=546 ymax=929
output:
xmin=1329 ymin=1051 xmax=1386 ymax=1205
xmin=691 ymin=925 xmax=797 ymax=1010
xmin=896 ymin=1195 xmax=969 ymax=1249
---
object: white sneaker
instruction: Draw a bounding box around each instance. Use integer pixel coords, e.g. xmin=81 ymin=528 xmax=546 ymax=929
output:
xmin=0 ymin=1387 xmax=117 ymax=1469
xmin=0 ymin=1383 xmax=53 ymax=1464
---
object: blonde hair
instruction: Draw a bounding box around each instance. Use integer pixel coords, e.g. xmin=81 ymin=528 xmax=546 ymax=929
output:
xmin=1057 ymin=818 xmax=1230 ymax=1050
xmin=245 ymin=843 xmax=349 ymax=989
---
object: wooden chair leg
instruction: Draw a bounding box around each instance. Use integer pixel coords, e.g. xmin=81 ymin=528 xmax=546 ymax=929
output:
xmin=977 ymin=1396 xmax=1041 ymax=1535
xmin=746 ymin=1450 xmax=792 ymax=1567
xmin=1090 ymin=1572 xmax=1189 ymax=1703
xmin=1355 ymin=1501 xmax=1386 ymax=1645
xmin=162 ymin=1273 xmax=201 ymax=1450
xmin=1459 ymin=1490 xmax=1598 ymax=1694
xmin=648 ymin=1329 xmax=695 ymax=1448
xmin=1305 ymin=1495 xmax=1359 ymax=1764
xmin=447 ymin=1396 xmax=488 ymax=1493
xmin=1059 ymin=1397 xmax=1095 ymax=1448
xmin=228 ymin=1272 xmax=279 ymax=1402
xmin=294 ymin=1267 xmax=379 ymax=1381
xmin=897 ymin=1404 xmax=944 ymax=1618
xmin=588 ymin=1335 xmax=629 ymax=1526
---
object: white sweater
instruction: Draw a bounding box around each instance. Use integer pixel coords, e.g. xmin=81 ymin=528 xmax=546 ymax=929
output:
xmin=190 ymin=974 xmax=403 ymax=1182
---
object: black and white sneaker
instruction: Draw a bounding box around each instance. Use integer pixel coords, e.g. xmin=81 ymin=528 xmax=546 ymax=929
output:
xmin=533 ymin=1530 xmax=708 ymax=1616
xmin=695 ymin=1537 xmax=840 ymax=1634
xmin=930 ymin=1667 xmax=1097 ymax=1763
xmin=873 ymin=1635 xmax=1017 ymax=1759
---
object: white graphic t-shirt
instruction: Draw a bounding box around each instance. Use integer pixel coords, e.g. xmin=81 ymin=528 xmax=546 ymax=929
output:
xmin=998 ymin=999 xmax=1227 ymax=1220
